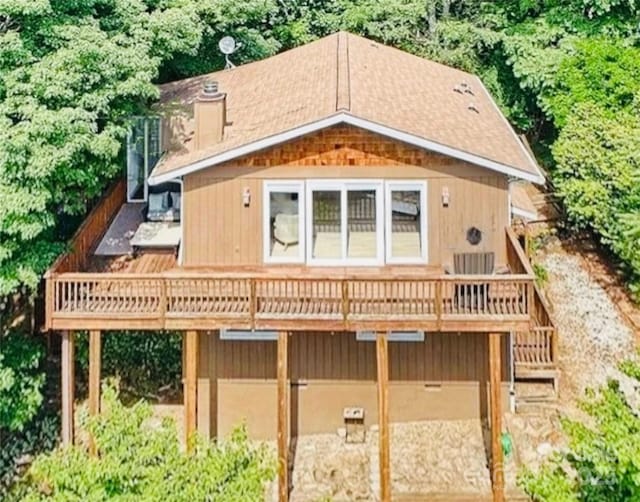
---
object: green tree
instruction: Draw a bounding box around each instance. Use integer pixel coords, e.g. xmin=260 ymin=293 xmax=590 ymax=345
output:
xmin=0 ymin=332 xmax=44 ymax=432
xmin=519 ymin=360 xmax=640 ymax=501
xmin=10 ymin=382 xmax=275 ymax=501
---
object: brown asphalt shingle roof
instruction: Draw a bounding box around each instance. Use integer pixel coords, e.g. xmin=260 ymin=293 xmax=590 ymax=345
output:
xmin=150 ymin=32 xmax=542 ymax=182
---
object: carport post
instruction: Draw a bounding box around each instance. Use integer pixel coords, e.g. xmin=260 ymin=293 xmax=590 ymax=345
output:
xmin=277 ymin=330 xmax=289 ymax=502
xmin=376 ymin=331 xmax=390 ymax=502
xmin=61 ymin=331 xmax=75 ymax=447
xmin=489 ymin=332 xmax=504 ymax=502
xmin=88 ymin=330 xmax=101 ymax=455
xmin=184 ymin=330 xmax=198 ymax=452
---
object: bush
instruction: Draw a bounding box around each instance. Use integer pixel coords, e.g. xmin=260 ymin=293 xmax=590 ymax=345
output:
xmin=0 ymin=332 xmax=45 ymax=432
xmin=10 ymin=382 xmax=275 ymax=501
xmin=76 ymin=331 xmax=182 ymax=397
xmin=519 ymin=359 xmax=640 ymax=500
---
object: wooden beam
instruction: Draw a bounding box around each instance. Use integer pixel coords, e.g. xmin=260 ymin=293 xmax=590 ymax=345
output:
xmin=489 ymin=332 xmax=505 ymax=502
xmin=61 ymin=331 xmax=75 ymax=447
xmin=277 ymin=331 xmax=289 ymax=502
xmin=88 ymin=330 xmax=101 ymax=455
xmin=376 ymin=331 xmax=391 ymax=502
xmin=184 ymin=330 xmax=198 ymax=452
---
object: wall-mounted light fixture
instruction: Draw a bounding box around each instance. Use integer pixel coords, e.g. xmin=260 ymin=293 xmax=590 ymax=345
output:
xmin=243 ymin=187 xmax=251 ymax=207
xmin=442 ymin=186 xmax=450 ymax=207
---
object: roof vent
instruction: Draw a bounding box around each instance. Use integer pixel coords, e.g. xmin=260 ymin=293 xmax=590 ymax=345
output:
xmin=468 ymin=103 xmax=480 ymax=113
xmin=453 ymin=85 xmax=463 ymax=94
xmin=464 ymin=87 xmax=474 ymax=95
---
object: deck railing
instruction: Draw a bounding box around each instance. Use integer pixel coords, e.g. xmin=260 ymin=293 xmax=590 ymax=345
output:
xmin=45 ymin=225 xmax=557 ymax=363
xmin=46 ymin=271 xmax=538 ymax=331
xmin=505 ymin=227 xmax=557 ymax=366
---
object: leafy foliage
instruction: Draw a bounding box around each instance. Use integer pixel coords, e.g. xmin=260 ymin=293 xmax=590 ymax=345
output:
xmin=0 ymin=332 xmax=45 ymax=432
xmin=75 ymin=331 xmax=182 ymax=396
xmin=9 ymin=382 xmax=275 ymax=501
xmin=519 ymin=360 xmax=640 ymax=501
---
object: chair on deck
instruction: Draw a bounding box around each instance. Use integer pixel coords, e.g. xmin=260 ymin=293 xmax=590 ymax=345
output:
xmin=446 ymin=252 xmax=495 ymax=310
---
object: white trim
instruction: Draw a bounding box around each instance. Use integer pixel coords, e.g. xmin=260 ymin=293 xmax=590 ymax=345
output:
xmin=474 ymin=77 xmax=545 ymax=184
xmin=356 ymin=331 xmax=425 ymax=342
xmin=384 ymin=181 xmax=428 ymax=264
xmin=148 ymin=112 xmax=546 ymax=185
xmin=263 ymin=180 xmax=305 ymax=264
xmin=511 ymin=206 xmax=538 ymax=222
xmin=306 ymin=179 xmax=384 ymax=266
xmin=220 ymin=329 xmax=278 ymax=341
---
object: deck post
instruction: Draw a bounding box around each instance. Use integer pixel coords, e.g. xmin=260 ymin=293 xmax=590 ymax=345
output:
xmin=277 ymin=331 xmax=289 ymax=502
xmin=489 ymin=332 xmax=505 ymax=502
xmin=184 ymin=330 xmax=198 ymax=452
xmin=376 ymin=331 xmax=391 ymax=502
xmin=61 ymin=331 xmax=75 ymax=447
xmin=88 ymin=330 xmax=101 ymax=455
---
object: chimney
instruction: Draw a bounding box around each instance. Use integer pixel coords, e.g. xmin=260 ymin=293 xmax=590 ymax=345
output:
xmin=194 ymin=81 xmax=226 ymax=150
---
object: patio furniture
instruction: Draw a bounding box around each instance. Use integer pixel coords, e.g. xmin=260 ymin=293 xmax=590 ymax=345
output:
xmin=130 ymin=221 xmax=181 ymax=254
xmin=446 ymin=252 xmax=495 ymax=310
xmin=274 ymin=213 xmax=299 ymax=250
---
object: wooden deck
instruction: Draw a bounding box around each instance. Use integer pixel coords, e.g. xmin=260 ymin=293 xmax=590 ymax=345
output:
xmin=43 ymin=180 xmax=557 ymax=367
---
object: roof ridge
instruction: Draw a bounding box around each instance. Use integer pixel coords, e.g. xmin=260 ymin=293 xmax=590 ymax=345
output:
xmin=336 ymin=32 xmax=351 ymax=112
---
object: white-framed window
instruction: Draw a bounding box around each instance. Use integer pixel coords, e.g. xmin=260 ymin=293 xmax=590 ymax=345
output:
xmin=126 ymin=116 xmax=162 ymax=202
xmin=356 ymin=331 xmax=425 ymax=342
xmin=306 ymin=180 xmax=384 ymax=266
xmin=220 ymin=329 xmax=278 ymax=341
xmin=263 ymin=181 xmax=305 ymax=263
xmin=385 ymin=181 xmax=428 ymax=264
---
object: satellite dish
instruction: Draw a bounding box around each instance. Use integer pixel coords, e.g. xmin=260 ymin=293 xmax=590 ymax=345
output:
xmin=219 ymin=36 xmax=236 ymax=55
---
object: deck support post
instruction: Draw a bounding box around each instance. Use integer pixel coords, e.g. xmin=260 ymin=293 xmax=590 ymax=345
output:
xmin=184 ymin=330 xmax=198 ymax=452
xmin=88 ymin=330 xmax=102 ymax=455
xmin=61 ymin=331 xmax=75 ymax=447
xmin=376 ymin=331 xmax=391 ymax=502
xmin=277 ymin=331 xmax=289 ymax=502
xmin=489 ymin=332 xmax=505 ymax=502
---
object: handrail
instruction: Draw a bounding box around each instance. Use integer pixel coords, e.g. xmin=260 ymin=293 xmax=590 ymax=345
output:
xmin=45 ymin=180 xmax=126 ymax=276
xmin=46 ymin=272 xmax=535 ymax=331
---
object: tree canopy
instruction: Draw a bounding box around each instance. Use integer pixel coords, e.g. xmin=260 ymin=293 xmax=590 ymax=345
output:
xmin=1 ymin=0 xmax=639 ymax=296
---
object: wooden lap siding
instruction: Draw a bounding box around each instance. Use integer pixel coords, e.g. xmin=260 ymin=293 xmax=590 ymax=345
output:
xmin=183 ymin=125 xmax=509 ymax=267
xmin=196 ymin=331 xmax=510 ymax=440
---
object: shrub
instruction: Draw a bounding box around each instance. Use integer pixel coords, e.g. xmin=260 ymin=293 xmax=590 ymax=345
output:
xmin=519 ymin=359 xmax=640 ymax=500
xmin=10 ymin=382 xmax=275 ymax=501
xmin=76 ymin=331 xmax=182 ymax=397
xmin=0 ymin=332 xmax=45 ymax=432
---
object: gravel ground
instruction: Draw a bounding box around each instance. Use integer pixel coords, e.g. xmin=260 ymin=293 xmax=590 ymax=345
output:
xmin=541 ymin=252 xmax=637 ymax=402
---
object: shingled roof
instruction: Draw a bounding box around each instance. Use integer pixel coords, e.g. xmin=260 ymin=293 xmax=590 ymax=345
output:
xmin=149 ymin=32 xmax=544 ymax=184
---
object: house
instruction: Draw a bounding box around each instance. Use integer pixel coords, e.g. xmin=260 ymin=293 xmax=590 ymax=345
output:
xmin=44 ymin=32 xmax=557 ymax=502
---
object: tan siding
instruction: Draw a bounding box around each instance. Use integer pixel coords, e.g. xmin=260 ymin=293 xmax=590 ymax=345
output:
xmin=183 ymin=125 xmax=509 ymax=267
xmin=199 ymin=331 xmax=510 ymax=439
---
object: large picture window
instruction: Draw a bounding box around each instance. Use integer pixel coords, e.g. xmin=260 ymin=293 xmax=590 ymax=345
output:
xmin=306 ymin=181 xmax=384 ymax=265
xmin=263 ymin=179 xmax=426 ymax=266
xmin=263 ymin=181 xmax=305 ymax=263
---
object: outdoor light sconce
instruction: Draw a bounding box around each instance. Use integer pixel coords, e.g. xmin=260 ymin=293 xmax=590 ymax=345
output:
xmin=442 ymin=186 xmax=450 ymax=207
xmin=243 ymin=187 xmax=251 ymax=207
